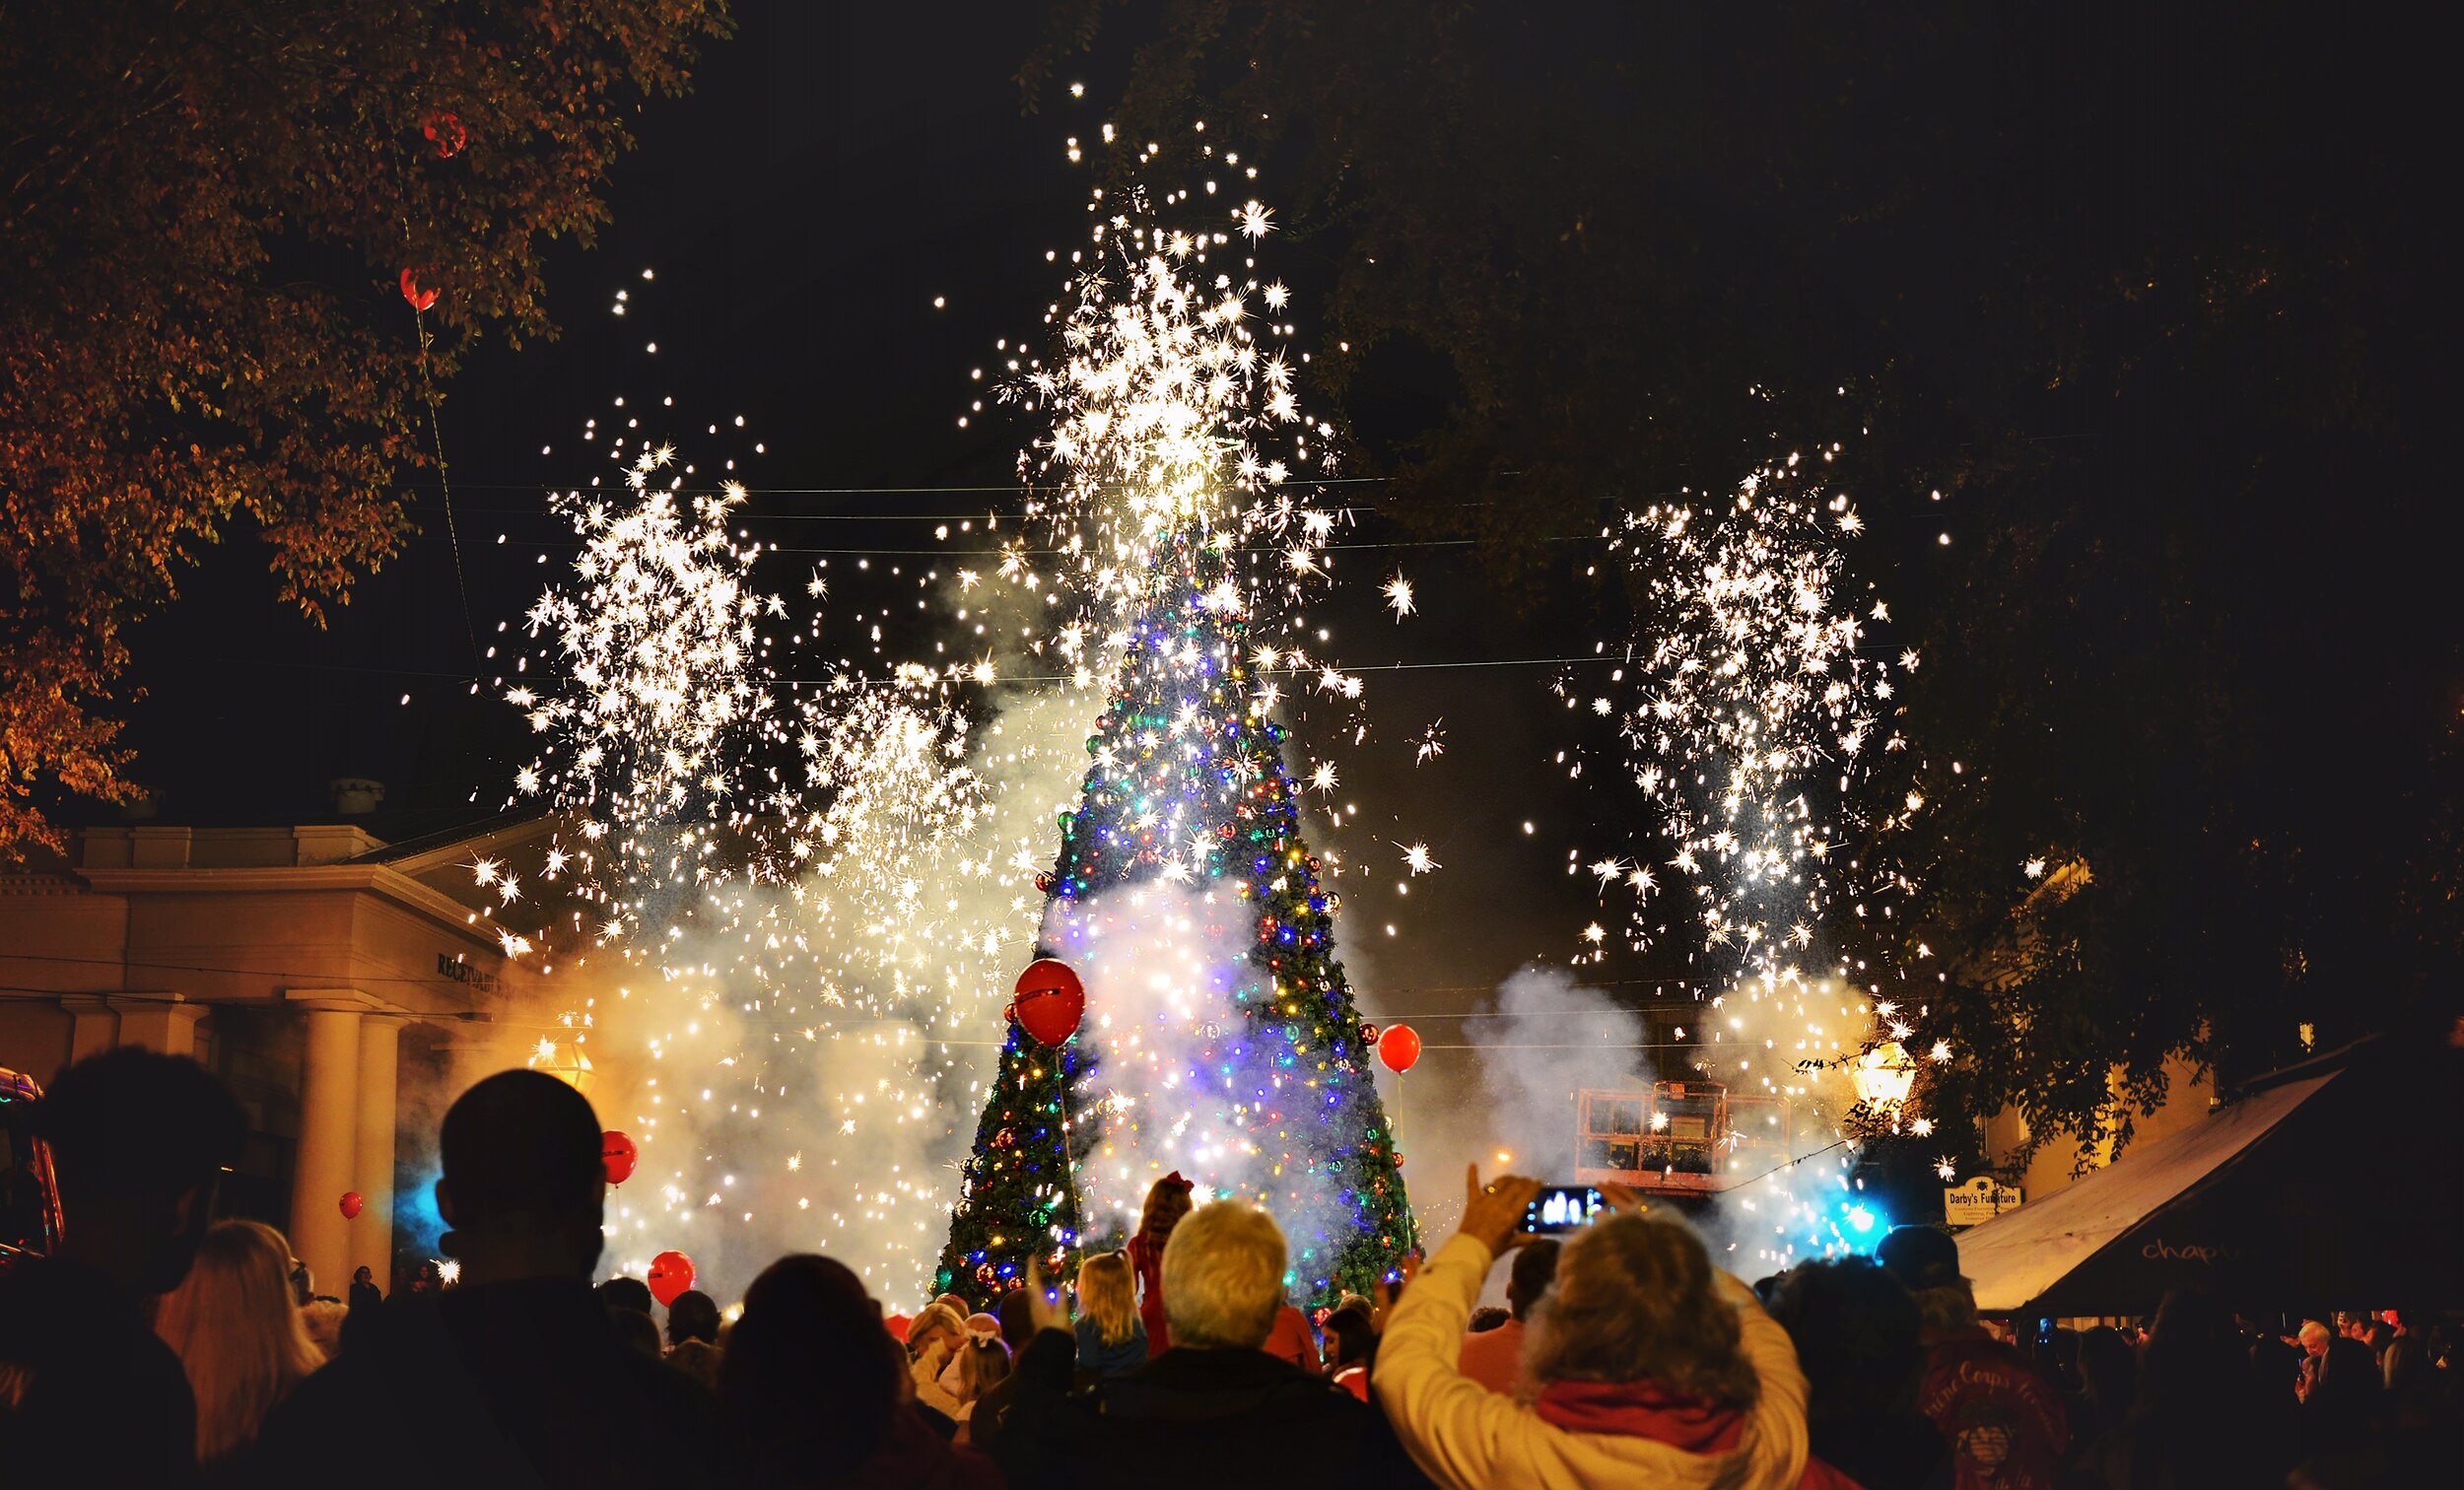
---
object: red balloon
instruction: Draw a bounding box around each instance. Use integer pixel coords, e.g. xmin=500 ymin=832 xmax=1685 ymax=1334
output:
xmin=339 ymin=1190 xmax=365 ymax=1220
xmin=1011 ymin=959 xmax=1086 ymax=1047
xmin=1377 ymin=1024 xmax=1422 ymax=1075
xmin=422 ymin=111 xmax=467 ymax=159
xmin=602 ymin=1130 xmax=639 ymax=1186
xmin=399 ymin=268 xmax=439 ymax=312
xmin=648 ymin=1251 xmax=695 ymax=1308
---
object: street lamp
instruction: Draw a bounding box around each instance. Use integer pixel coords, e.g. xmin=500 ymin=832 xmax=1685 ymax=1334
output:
xmin=527 ymin=1035 xmax=595 ymax=1096
xmin=1850 ymin=1042 xmax=1917 ymax=1114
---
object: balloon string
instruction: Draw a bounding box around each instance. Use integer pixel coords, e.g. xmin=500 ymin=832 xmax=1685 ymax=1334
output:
xmin=411 ymin=308 xmax=481 ymax=668
xmin=1398 ymin=1068 xmax=1419 ymax=1255
xmin=1054 ymin=1049 xmax=1085 ymax=1275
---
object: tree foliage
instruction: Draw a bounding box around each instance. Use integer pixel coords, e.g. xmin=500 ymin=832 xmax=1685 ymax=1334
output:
xmin=0 ymin=0 xmax=730 ymax=854
xmin=1025 ymin=1 xmax=2461 ymax=1160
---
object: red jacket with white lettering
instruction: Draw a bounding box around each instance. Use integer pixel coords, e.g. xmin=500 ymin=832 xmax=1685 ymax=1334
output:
xmin=1916 ymin=1327 xmax=2070 ymax=1490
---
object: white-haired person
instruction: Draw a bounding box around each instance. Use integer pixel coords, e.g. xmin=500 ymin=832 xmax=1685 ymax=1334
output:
xmin=992 ymin=1200 xmax=1432 ymax=1490
xmin=1372 ymin=1169 xmax=1842 ymax=1490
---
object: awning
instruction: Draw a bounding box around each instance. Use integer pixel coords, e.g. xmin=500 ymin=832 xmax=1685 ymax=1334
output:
xmin=1956 ymin=1036 xmax=2461 ymax=1318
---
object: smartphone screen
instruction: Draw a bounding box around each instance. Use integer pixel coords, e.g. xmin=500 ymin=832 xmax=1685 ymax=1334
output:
xmin=1521 ymin=1185 xmax=1605 ymax=1234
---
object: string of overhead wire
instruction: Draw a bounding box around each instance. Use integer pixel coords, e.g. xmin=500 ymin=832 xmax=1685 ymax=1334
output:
xmin=0 ymin=951 xmax=1719 ymax=1011
xmin=421 ymin=532 xmax=1602 ymax=557
xmin=198 ymin=651 xmax=1634 ymax=685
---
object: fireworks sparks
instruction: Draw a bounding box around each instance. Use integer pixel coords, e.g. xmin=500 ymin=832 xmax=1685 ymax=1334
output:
xmin=1569 ymin=462 xmax=1915 ymax=981
xmin=470 ymin=126 xmax=1415 ymax=1303
xmin=1383 ymin=575 xmax=1416 ymax=619
xmin=506 ymin=451 xmax=781 ymax=941
xmin=1563 ymin=453 xmax=1934 ymax=1261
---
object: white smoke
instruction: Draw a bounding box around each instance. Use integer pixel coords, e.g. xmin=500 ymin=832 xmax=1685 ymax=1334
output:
xmin=1042 ymin=878 xmax=1379 ymax=1294
xmin=579 ymin=681 xmax=1098 ymax=1308
xmin=1373 ymin=967 xmax=1657 ymax=1243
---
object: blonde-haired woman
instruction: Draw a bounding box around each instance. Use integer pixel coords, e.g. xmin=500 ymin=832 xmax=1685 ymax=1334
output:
xmin=1125 ymin=1170 xmax=1195 ymax=1355
xmin=153 ymin=1219 xmax=327 ymax=1474
xmin=1073 ymin=1250 xmax=1147 ymax=1380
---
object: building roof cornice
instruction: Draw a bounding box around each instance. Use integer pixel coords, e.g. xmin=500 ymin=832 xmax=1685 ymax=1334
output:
xmin=77 ymin=864 xmax=497 ymax=946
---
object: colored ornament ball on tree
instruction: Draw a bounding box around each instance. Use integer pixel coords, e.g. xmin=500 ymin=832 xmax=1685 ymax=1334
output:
xmin=1378 ymin=1024 xmax=1422 ymax=1074
xmin=1011 ymin=959 xmax=1086 ymax=1047
xmin=1357 ymin=1021 xmax=1379 ymax=1047
xmin=648 ymin=1251 xmax=695 ymax=1307
xmin=399 ymin=268 xmax=439 ymax=312
xmin=601 ymin=1130 xmax=638 ymax=1185
xmin=339 ymin=1190 xmax=364 ymax=1219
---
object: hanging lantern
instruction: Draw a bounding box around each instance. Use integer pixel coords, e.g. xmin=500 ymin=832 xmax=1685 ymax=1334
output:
xmin=1850 ymin=1043 xmax=1917 ymax=1113
xmin=525 ymin=1036 xmax=593 ymax=1096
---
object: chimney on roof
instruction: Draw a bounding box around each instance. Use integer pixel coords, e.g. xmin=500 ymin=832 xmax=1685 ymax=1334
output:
xmin=328 ymin=777 xmax=386 ymax=816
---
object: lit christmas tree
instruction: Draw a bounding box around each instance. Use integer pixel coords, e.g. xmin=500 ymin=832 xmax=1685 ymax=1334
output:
xmin=934 ymin=543 xmax=1411 ymax=1309
xmin=934 ymin=178 xmax=1411 ymax=1310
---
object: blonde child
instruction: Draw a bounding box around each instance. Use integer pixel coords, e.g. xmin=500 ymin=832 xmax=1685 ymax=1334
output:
xmin=1073 ymin=1250 xmax=1147 ymax=1380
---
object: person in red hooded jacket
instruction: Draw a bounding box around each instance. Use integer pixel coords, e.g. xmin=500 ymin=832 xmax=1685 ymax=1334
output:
xmin=1876 ymin=1226 xmax=2068 ymax=1490
xmin=1124 ymin=1172 xmax=1195 ymax=1357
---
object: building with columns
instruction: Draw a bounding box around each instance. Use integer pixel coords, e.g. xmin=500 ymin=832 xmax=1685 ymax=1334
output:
xmin=0 ymin=815 xmax=566 ymax=1293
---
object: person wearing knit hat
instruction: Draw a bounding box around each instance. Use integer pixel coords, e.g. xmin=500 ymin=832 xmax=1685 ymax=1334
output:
xmin=1875 ymin=1227 xmax=2069 ymax=1490
xmin=1876 ymin=1224 xmax=1964 ymax=1294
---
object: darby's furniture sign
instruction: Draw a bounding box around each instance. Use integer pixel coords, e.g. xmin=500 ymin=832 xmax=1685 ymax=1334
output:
xmin=1944 ymin=1175 xmax=2023 ymax=1227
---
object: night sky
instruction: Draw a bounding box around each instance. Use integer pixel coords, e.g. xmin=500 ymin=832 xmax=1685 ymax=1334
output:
xmin=108 ymin=4 xmax=1620 ymax=1047
xmin=88 ymin=0 xmax=2460 ymax=1117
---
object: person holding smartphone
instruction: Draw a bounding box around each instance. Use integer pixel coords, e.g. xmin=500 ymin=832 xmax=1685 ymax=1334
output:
xmin=1367 ymin=1166 xmax=1852 ymax=1490
xmin=1454 ymin=1237 xmax=1559 ymax=1395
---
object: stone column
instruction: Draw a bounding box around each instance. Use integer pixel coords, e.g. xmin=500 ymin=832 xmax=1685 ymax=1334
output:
xmin=289 ymin=999 xmax=365 ymax=1297
xmin=111 ymin=995 xmax=208 ymax=1057
xmin=58 ymin=994 xmax=118 ymax=1067
xmin=352 ymin=1015 xmax=406 ymax=1293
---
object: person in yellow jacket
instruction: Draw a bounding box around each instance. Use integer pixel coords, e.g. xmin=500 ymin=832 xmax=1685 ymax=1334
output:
xmin=1372 ymin=1168 xmax=1831 ymax=1490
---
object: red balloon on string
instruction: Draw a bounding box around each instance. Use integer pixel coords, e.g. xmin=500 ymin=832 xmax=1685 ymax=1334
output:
xmin=422 ymin=111 xmax=467 ymax=159
xmin=602 ymin=1130 xmax=638 ymax=1186
xmin=648 ymin=1251 xmax=695 ymax=1307
xmin=1011 ymin=959 xmax=1086 ymax=1048
xmin=1377 ymin=1024 xmax=1422 ymax=1075
xmin=340 ymin=1190 xmax=365 ymax=1219
xmin=399 ymin=268 xmax=439 ymax=312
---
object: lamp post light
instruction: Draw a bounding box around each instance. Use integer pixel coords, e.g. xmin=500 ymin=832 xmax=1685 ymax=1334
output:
xmin=527 ymin=1035 xmax=595 ymax=1097
xmin=1850 ymin=1042 xmax=1917 ymax=1130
